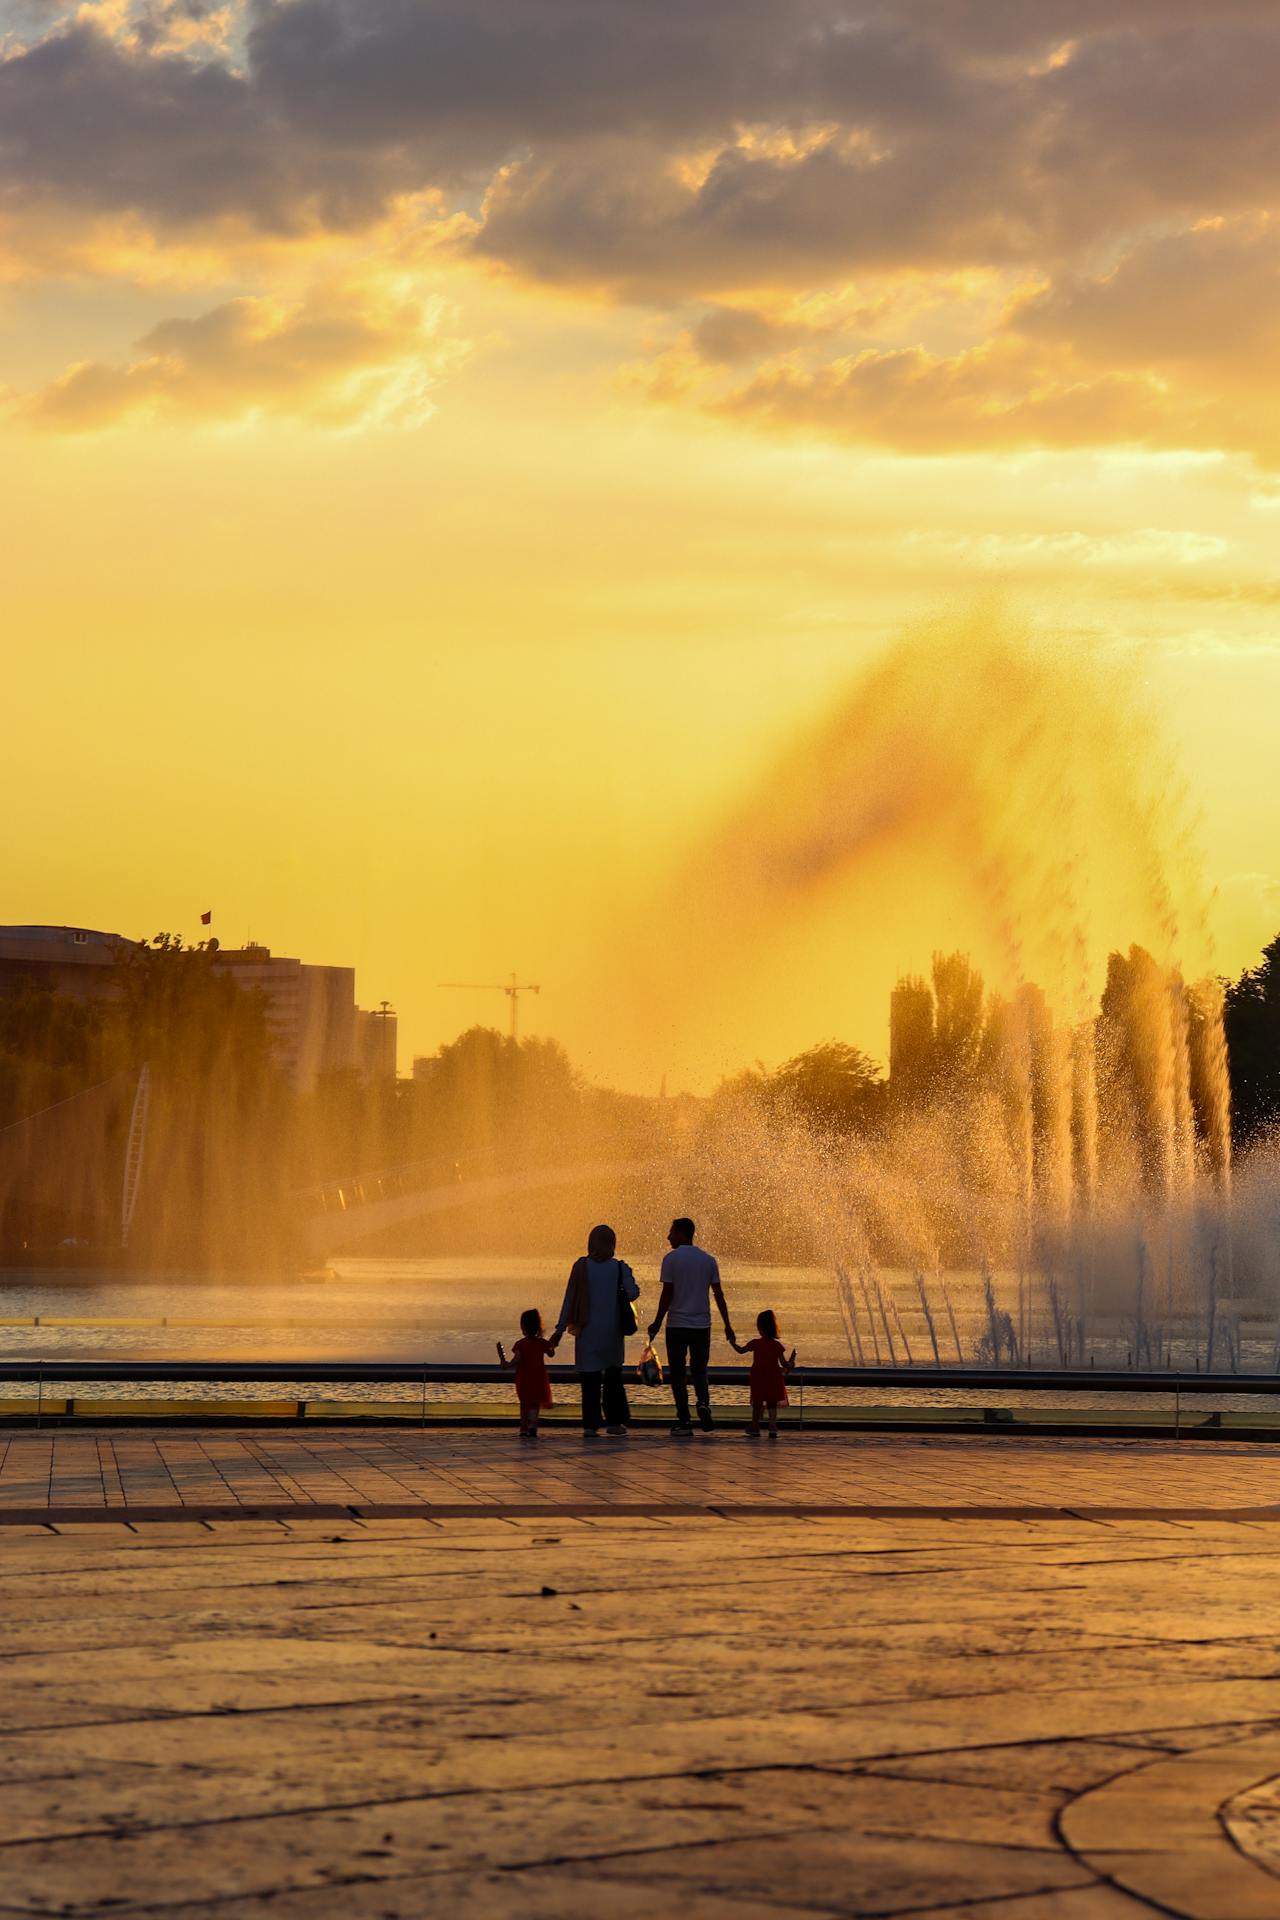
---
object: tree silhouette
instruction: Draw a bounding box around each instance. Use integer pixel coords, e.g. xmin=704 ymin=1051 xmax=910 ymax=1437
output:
xmin=766 ymin=1040 xmax=886 ymax=1136
xmin=1225 ymin=934 xmax=1280 ymax=1148
xmin=931 ymin=951 xmax=985 ymax=1096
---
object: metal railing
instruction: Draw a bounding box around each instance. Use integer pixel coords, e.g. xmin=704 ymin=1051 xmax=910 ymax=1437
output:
xmin=0 ymin=1360 xmax=1277 ymax=1390
xmin=1 ymin=1361 xmax=1277 ymax=1438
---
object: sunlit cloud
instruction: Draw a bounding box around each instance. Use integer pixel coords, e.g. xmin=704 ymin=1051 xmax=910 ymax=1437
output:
xmin=693 ymin=339 xmax=1172 ymax=456
xmin=16 ymin=275 xmax=466 ymax=430
xmin=901 ymin=528 xmax=1229 ymax=571
xmin=634 ymin=213 xmax=1280 ymax=465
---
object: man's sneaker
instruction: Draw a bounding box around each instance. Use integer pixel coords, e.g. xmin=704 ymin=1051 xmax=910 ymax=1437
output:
xmin=582 ymin=1427 xmax=601 ymax=1440
xmin=669 ymin=1420 xmax=694 ymax=1437
xmin=695 ymin=1402 xmax=714 ymax=1432
xmin=744 ymin=1425 xmax=761 ymax=1438
xmin=605 ymin=1424 xmax=628 ymax=1437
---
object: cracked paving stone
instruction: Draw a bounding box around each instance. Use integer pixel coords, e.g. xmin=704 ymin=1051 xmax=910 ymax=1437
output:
xmin=1 ymin=1432 xmax=1280 ymax=1915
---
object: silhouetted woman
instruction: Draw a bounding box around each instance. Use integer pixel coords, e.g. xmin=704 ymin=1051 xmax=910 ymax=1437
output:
xmin=555 ymin=1223 xmax=640 ymax=1438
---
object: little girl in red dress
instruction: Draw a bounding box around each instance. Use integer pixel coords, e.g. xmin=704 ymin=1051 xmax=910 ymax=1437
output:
xmin=731 ymin=1309 xmax=797 ymax=1439
xmin=497 ymin=1308 xmax=559 ymax=1440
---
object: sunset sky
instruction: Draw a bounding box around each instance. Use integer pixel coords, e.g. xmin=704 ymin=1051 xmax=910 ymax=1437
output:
xmin=3 ymin=0 xmax=1279 ymax=1089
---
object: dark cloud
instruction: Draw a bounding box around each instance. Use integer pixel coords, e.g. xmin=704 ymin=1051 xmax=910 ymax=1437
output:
xmin=244 ymin=0 xmax=965 ymax=168
xmin=471 ymin=120 xmax=1041 ymax=300
xmin=247 ymin=0 xmax=810 ymax=161
xmin=1036 ymin=26 xmax=1280 ymax=218
xmin=0 ymin=21 xmax=432 ymax=232
xmin=472 ymin=22 xmax=1280 ymax=295
xmin=4 ymin=5 xmax=1280 ymax=286
xmin=892 ymin=1 xmax=1276 ymax=57
xmin=691 ymin=307 xmax=814 ymax=366
xmin=1017 ymin=223 xmax=1280 ymax=369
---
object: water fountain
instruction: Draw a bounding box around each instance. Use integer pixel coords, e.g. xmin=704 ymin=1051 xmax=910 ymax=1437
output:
xmin=646 ymin=613 xmax=1270 ymax=1377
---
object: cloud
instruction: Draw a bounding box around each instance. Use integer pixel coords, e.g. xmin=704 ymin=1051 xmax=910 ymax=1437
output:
xmin=1015 ymin=220 xmax=1280 ymax=370
xmin=0 ymin=20 xmax=410 ymax=236
xmin=710 ymin=338 xmax=1178 ymax=457
xmin=704 ymin=327 xmax=1280 ymax=468
xmin=18 ymin=276 xmax=462 ymax=429
xmin=7 ymin=2 xmax=1280 ymax=462
xmin=470 ymin=126 xmax=1046 ymax=302
xmin=638 ymin=210 xmax=1280 ymax=466
xmin=690 ymin=305 xmax=836 ymax=366
xmin=901 ymin=528 xmax=1228 ymax=571
xmin=3 ymin=5 xmax=1279 ymax=284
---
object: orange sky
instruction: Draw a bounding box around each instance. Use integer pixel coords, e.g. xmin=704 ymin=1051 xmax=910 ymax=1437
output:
xmin=3 ymin=1 xmax=1279 ymax=1089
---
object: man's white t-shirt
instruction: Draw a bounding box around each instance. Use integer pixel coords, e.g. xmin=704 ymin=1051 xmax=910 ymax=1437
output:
xmin=661 ymin=1243 xmax=722 ymax=1329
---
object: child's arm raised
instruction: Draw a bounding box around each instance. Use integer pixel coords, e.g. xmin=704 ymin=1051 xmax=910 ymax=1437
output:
xmin=496 ymin=1342 xmax=513 ymax=1370
xmin=784 ymin=1348 xmax=797 ymax=1372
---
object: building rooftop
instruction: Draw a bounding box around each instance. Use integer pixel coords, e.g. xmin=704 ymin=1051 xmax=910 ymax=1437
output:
xmin=0 ymin=925 xmax=129 ymax=947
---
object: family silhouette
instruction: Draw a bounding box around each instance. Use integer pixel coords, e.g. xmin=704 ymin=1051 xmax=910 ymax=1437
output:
xmin=498 ymin=1218 xmax=796 ymax=1439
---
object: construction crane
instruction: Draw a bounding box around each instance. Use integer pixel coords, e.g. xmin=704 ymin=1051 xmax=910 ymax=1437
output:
xmin=439 ymin=972 xmax=541 ymax=1042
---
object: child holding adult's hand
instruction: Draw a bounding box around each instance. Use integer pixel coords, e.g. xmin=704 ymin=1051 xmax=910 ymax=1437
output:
xmin=729 ymin=1308 xmax=796 ymax=1440
xmin=498 ymin=1308 xmax=560 ymax=1441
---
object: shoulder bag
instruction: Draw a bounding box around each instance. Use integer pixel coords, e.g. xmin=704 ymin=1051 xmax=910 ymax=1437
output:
xmin=616 ymin=1260 xmax=639 ymax=1337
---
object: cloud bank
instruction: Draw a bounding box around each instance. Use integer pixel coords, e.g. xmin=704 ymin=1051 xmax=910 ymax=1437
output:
xmin=3 ymin=1 xmax=1278 ymax=449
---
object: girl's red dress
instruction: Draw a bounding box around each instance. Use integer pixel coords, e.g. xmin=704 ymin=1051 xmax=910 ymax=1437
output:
xmin=746 ymin=1336 xmax=789 ymax=1406
xmin=513 ymin=1335 xmax=554 ymax=1408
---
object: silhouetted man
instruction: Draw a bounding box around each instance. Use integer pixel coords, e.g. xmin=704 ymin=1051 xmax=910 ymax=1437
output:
xmin=647 ymin=1217 xmax=734 ymax=1435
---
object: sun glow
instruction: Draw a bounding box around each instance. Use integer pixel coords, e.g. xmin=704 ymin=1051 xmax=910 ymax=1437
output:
xmin=0 ymin=0 xmax=1276 ymax=1091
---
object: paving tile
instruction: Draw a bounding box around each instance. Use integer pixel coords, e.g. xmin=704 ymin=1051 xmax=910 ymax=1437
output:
xmin=6 ymin=1425 xmax=1280 ymax=1521
xmin=568 ymin=1831 xmax=1092 ymax=1911
xmin=153 ymin=1874 xmax=823 ymax=1920
xmin=907 ymin=1892 xmax=1153 ymax=1918
xmin=1090 ymin=1849 xmax=1280 ymax=1919
xmin=1063 ymin=1730 xmax=1280 ymax=1916
xmin=856 ymin=1741 xmax=1157 ymax=1794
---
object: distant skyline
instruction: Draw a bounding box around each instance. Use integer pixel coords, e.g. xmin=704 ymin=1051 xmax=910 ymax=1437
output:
xmin=4 ymin=2 xmax=1279 ymax=1088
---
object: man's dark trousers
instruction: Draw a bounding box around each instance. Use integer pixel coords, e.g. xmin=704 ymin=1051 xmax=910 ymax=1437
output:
xmin=665 ymin=1326 xmax=711 ymax=1424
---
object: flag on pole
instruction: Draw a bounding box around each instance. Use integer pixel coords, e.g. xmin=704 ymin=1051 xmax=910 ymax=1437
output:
xmin=200 ymin=910 xmax=212 ymax=925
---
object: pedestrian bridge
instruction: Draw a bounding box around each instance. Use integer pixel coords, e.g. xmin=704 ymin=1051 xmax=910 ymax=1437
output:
xmin=0 ymin=1064 xmax=658 ymax=1259
xmin=301 ymin=1156 xmax=662 ymax=1258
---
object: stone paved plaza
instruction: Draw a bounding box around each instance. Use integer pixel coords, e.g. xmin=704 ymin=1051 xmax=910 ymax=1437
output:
xmin=2 ymin=1422 xmax=1280 ymax=1519
xmin=2 ymin=1427 xmax=1280 ymax=1916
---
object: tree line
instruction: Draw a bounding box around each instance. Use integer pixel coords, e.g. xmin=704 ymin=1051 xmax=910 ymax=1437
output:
xmin=3 ymin=930 xmax=1280 ymax=1266
xmin=721 ymin=939 xmax=1278 ymax=1161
